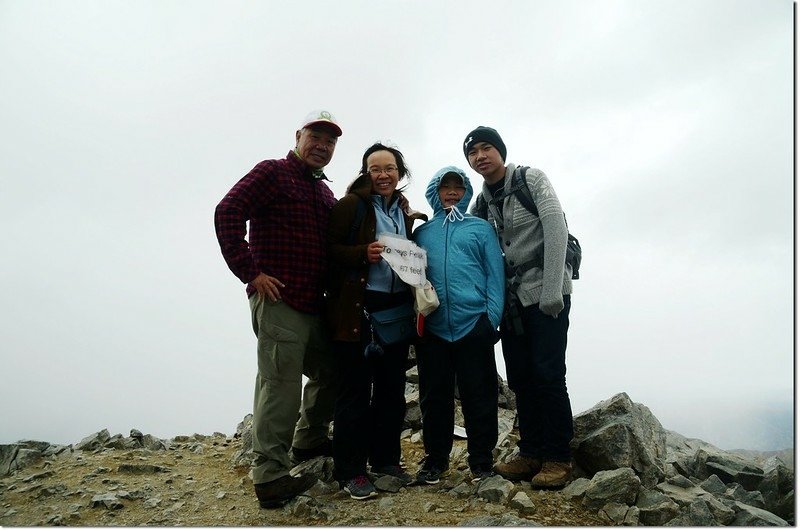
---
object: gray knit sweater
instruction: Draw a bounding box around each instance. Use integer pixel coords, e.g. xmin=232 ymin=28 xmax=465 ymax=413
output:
xmin=470 ymin=163 xmax=573 ymax=317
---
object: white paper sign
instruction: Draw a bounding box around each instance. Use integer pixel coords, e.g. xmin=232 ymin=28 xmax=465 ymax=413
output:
xmin=378 ymin=233 xmax=428 ymax=287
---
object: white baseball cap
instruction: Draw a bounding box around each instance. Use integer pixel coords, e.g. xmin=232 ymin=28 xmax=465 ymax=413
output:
xmin=300 ymin=109 xmax=342 ymax=137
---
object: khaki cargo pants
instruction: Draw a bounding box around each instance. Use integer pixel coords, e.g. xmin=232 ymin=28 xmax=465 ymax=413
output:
xmin=248 ymin=295 xmax=337 ymax=484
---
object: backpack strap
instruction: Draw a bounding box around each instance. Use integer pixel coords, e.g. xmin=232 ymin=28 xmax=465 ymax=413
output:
xmin=509 ymin=166 xmax=539 ymax=217
xmin=473 ymin=193 xmax=489 ymax=220
xmin=347 ymin=198 xmax=368 ymax=244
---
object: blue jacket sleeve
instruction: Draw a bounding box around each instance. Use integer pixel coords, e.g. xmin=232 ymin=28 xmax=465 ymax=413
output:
xmin=482 ymin=224 xmax=506 ymax=328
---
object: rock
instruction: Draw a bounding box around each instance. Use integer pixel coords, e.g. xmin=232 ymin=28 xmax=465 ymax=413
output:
xmin=726 ymin=483 xmax=766 ymax=508
xmin=287 ymin=496 xmax=329 ymax=520
xmin=404 ymin=399 xmax=423 ymax=431
xmin=622 ymin=505 xmax=640 ymax=525
xmin=655 ymin=482 xmax=735 ymax=525
xmin=290 ymin=457 xmax=334 ymax=483
xmin=666 ymin=498 xmax=716 ymax=526
xmin=571 ymin=393 xmax=667 ymax=487
xmin=497 ymin=376 xmax=516 ymax=411
xmin=731 ymin=501 xmax=790 ymax=526
xmin=582 ymin=467 xmax=641 ymax=510
xmin=0 ymin=442 xmax=50 ymax=477
xmin=510 ymin=491 xmax=536 ymax=515
xmin=600 ymin=502 xmax=632 ymax=525
xmin=118 ymin=464 xmax=169 ymax=474
xmin=231 ymin=415 xmax=254 ymax=468
xmin=449 ymin=483 xmax=474 ymax=498
xmin=635 ymin=488 xmax=681 ymax=526
xmin=475 ymin=474 xmax=514 ymax=504
xmin=143 ymin=497 xmax=161 ymax=509
xmin=373 ymin=474 xmax=404 ymax=493
xmin=496 ymin=409 xmax=516 ymax=448
xmin=424 ymin=501 xmax=440 ymax=513
xmin=76 ymin=430 xmax=111 ymax=451
xmin=141 ymin=434 xmax=167 ymax=451
xmin=693 ymin=448 xmax=764 ymax=490
xmin=22 ymin=470 xmax=55 ymax=482
xmin=561 ymin=477 xmax=590 ymax=500
xmin=403 ymin=403 xmax=422 ymax=430
xmin=759 ymin=457 xmax=794 ymax=522
xmin=44 ymin=514 xmax=64 ymax=526
xmin=665 ymin=474 xmax=695 ymax=488
xmin=406 ymin=365 xmax=419 ymax=384
xmin=699 ymin=473 xmax=728 ymax=495
xmin=457 ymin=514 xmax=540 ymax=526
xmin=90 ymin=493 xmax=124 ymax=510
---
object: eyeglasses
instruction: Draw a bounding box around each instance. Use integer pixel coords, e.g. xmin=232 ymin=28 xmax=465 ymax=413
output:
xmin=368 ymin=166 xmax=399 ymax=177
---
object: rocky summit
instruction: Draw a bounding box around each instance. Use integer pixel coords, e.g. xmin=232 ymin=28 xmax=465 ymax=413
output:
xmin=0 ymin=375 xmax=794 ymax=526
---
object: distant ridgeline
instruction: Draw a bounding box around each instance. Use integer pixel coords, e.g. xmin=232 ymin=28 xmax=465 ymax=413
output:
xmin=0 ymin=390 xmax=794 ymax=526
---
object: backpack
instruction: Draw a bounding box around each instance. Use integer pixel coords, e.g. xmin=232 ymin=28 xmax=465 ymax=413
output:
xmin=474 ymin=166 xmax=582 ymax=280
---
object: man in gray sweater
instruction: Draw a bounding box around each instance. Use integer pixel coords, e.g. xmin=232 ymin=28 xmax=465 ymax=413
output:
xmin=464 ymin=126 xmax=574 ymax=489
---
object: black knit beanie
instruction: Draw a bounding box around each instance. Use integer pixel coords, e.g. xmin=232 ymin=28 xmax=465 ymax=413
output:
xmin=463 ymin=126 xmax=507 ymax=161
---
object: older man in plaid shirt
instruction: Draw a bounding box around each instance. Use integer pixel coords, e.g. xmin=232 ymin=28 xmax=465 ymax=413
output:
xmin=215 ymin=110 xmax=342 ymax=508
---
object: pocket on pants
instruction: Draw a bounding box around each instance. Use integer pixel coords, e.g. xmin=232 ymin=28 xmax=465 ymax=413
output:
xmin=258 ymin=321 xmax=303 ymax=381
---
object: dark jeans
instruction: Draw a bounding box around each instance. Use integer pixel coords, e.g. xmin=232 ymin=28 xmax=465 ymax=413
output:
xmin=501 ymin=295 xmax=573 ymax=462
xmin=332 ymin=293 xmax=410 ymax=483
xmin=416 ymin=315 xmax=499 ymax=472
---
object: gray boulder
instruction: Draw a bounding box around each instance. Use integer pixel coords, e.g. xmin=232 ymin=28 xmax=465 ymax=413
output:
xmin=694 ymin=448 xmax=764 ymax=490
xmin=231 ymin=415 xmax=254 ymax=468
xmin=726 ymin=483 xmax=766 ymax=509
xmin=731 ymin=501 xmax=790 ymax=526
xmin=75 ymin=429 xmax=111 ymax=451
xmin=582 ymin=467 xmax=641 ymax=510
xmin=290 ymin=456 xmax=334 ymax=483
xmin=0 ymin=441 xmax=51 ymax=476
xmin=665 ymin=498 xmax=716 ymax=526
xmin=561 ymin=477 xmax=590 ymax=500
xmin=699 ymin=473 xmax=728 ymax=495
xmin=636 ymin=488 xmax=681 ymax=526
xmin=509 ymin=491 xmax=536 ymax=515
xmin=656 ymin=481 xmax=735 ymax=525
xmin=600 ymin=502 xmax=640 ymax=526
xmin=476 ymin=474 xmax=515 ymax=504
xmin=758 ymin=457 xmax=794 ymax=522
xmin=571 ymin=393 xmax=666 ymax=487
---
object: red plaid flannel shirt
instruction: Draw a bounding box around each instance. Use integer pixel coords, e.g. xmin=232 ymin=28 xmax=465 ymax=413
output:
xmin=215 ymin=151 xmax=337 ymax=314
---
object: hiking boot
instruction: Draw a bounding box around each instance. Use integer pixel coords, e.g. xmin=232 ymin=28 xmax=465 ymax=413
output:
xmin=343 ymin=475 xmax=378 ymax=500
xmin=371 ymin=465 xmax=414 ymax=485
xmin=290 ymin=439 xmax=332 ymax=464
xmin=493 ymin=454 xmax=542 ymax=481
xmin=531 ymin=461 xmax=572 ymax=490
xmin=415 ymin=466 xmax=443 ymax=485
xmin=254 ymin=473 xmax=316 ymax=508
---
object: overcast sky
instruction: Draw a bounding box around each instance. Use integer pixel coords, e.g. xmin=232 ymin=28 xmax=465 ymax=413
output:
xmin=0 ymin=0 xmax=793 ymax=452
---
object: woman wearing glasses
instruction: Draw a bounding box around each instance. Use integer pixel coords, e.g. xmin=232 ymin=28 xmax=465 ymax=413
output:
xmin=327 ymin=142 xmax=427 ymax=500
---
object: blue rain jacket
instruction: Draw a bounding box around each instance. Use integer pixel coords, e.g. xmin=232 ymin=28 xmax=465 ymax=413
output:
xmin=412 ymin=166 xmax=505 ymax=342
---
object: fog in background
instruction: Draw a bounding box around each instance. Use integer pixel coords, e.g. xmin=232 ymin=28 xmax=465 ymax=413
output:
xmin=0 ymin=0 xmax=793 ymax=451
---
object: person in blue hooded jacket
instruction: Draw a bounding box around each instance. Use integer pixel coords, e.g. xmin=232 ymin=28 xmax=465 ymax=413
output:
xmin=411 ymin=166 xmax=505 ymax=484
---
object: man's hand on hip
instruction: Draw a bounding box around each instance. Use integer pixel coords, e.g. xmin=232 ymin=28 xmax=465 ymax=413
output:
xmin=251 ymin=273 xmax=285 ymax=302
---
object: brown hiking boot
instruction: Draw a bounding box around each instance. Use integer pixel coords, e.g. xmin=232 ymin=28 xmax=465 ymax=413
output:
xmin=530 ymin=461 xmax=572 ymax=490
xmin=493 ymin=454 xmax=542 ymax=481
xmin=254 ymin=473 xmax=316 ymax=508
